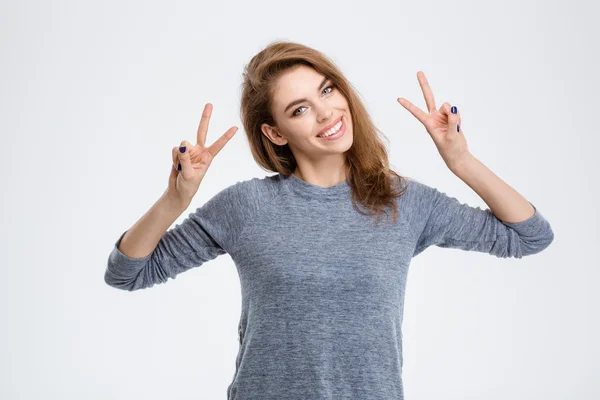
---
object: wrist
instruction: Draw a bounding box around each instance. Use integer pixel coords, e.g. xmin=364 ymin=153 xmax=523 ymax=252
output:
xmin=448 ymin=152 xmax=475 ymax=176
xmin=162 ymin=189 xmax=190 ymax=212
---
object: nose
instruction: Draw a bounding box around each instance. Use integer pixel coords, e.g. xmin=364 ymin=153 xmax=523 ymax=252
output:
xmin=316 ymin=104 xmax=333 ymax=123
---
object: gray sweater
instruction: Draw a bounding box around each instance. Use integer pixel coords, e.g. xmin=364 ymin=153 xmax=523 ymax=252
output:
xmin=105 ymin=172 xmax=554 ymax=399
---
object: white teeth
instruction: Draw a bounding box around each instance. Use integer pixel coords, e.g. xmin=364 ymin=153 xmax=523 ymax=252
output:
xmin=318 ymin=120 xmax=343 ymax=137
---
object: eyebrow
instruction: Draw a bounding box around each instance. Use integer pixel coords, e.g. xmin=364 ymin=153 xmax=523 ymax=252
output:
xmin=283 ymin=76 xmax=330 ymax=114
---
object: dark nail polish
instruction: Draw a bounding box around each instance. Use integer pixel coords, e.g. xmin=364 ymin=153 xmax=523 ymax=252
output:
xmin=457 ymin=124 xmax=460 ymax=132
xmin=177 ymin=163 xmax=181 ymax=171
xmin=451 ymin=106 xmax=457 ymax=114
xmin=179 ymin=146 xmax=186 ymax=153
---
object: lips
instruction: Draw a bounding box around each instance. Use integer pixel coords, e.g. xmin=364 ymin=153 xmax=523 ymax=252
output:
xmin=317 ymin=116 xmax=343 ymax=137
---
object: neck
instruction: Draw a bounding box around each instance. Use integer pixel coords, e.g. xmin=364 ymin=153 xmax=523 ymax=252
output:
xmin=293 ymin=162 xmax=350 ymax=189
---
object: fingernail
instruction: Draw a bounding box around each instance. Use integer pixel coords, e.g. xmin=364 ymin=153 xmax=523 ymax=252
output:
xmin=177 ymin=163 xmax=181 ymax=171
xmin=451 ymin=106 xmax=457 ymax=114
xmin=179 ymin=146 xmax=186 ymax=153
xmin=457 ymin=124 xmax=460 ymax=132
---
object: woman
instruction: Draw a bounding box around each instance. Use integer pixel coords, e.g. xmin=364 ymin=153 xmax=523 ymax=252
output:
xmin=105 ymin=41 xmax=554 ymax=400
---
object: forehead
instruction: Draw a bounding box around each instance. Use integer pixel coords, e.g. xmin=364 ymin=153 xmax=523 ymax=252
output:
xmin=272 ymin=65 xmax=325 ymax=105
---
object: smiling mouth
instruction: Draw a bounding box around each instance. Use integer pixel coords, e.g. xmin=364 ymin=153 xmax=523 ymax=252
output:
xmin=316 ymin=117 xmax=346 ymax=140
xmin=316 ymin=116 xmax=344 ymax=138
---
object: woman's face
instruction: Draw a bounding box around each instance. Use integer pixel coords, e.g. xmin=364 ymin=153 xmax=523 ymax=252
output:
xmin=261 ymin=65 xmax=353 ymax=161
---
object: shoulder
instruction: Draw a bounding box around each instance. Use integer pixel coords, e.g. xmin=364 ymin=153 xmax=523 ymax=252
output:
xmin=391 ymin=175 xmax=435 ymax=200
xmin=402 ymin=176 xmax=445 ymax=198
xmin=202 ymin=173 xmax=285 ymax=221
xmin=390 ymin=175 xmax=448 ymax=214
xmin=221 ymin=173 xmax=284 ymax=205
xmin=190 ymin=174 xmax=286 ymax=253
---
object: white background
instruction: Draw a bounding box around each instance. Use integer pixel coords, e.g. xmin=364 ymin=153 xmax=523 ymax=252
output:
xmin=1 ymin=0 xmax=598 ymax=398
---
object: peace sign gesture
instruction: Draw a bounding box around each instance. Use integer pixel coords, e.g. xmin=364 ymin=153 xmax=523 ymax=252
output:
xmin=167 ymin=103 xmax=238 ymax=207
xmin=397 ymin=71 xmax=470 ymax=171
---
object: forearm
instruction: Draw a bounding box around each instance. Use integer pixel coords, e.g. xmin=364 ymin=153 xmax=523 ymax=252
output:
xmin=118 ymin=190 xmax=189 ymax=259
xmin=449 ymin=152 xmax=535 ymax=223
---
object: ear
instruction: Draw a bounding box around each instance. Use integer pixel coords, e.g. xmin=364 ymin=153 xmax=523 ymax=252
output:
xmin=261 ymin=123 xmax=288 ymax=146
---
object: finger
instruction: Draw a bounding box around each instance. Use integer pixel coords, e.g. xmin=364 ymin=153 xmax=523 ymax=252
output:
xmin=439 ymin=103 xmax=461 ymax=134
xmin=417 ymin=71 xmax=436 ymax=113
xmin=169 ymin=157 xmax=178 ymax=179
xmin=177 ymin=140 xmax=193 ymax=175
xmin=172 ymin=146 xmax=179 ymax=170
xmin=207 ymin=126 xmax=238 ymax=157
xmin=397 ymin=98 xmax=429 ymax=126
xmin=196 ymin=103 xmax=213 ymax=147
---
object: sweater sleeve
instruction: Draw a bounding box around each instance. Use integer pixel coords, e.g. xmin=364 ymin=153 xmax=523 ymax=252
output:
xmin=410 ymin=180 xmax=554 ymax=259
xmin=105 ymin=181 xmax=247 ymax=291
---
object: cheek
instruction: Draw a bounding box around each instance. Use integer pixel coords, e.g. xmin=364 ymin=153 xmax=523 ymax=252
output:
xmin=286 ymin=121 xmax=313 ymax=139
xmin=335 ymin=93 xmax=349 ymax=107
xmin=336 ymin=99 xmax=352 ymax=124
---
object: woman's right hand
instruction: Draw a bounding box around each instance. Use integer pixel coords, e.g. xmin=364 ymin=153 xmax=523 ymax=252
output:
xmin=167 ymin=103 xmax=238 ymax=207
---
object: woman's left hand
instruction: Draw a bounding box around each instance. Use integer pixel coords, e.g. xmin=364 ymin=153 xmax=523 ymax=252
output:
xmin=397 ymin=71 xmax=471 ymax=171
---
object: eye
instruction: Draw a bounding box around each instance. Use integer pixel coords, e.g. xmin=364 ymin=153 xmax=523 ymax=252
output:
xmin=322 ymin=85 xmax=334 ymax=95
xmin=292 ymin=106 xmax=306 ymax=116
xmin=291 ymin=85 xmax=336 ymax=117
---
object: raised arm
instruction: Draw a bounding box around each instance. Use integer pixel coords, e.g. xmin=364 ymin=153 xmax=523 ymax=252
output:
xmin=411 ymin=179 xmax=554 ymax=258
xmin=397 ymin=71 xmax=554 ymax=259
xmin=105 ymin=103 xmax=239 ymax=291
xmin=105 ymin=182 xmax=242 ymax=291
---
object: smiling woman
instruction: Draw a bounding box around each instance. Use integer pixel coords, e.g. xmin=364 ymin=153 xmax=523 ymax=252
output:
xmin=259 ymin=65 xmax=354 ymax=169
xmin=105 ymin=40 xmax=554 ymax=400
xmin=240 ymin=41 xmax=410 ymax=224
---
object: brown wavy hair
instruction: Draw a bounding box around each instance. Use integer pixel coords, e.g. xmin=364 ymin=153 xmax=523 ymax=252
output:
xmin=239 ymin=40 xmax=410 ymax=224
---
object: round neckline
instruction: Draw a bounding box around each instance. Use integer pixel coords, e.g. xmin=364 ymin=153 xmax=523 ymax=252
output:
xmin=281 ymin=172 xmax=351 ymax=199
